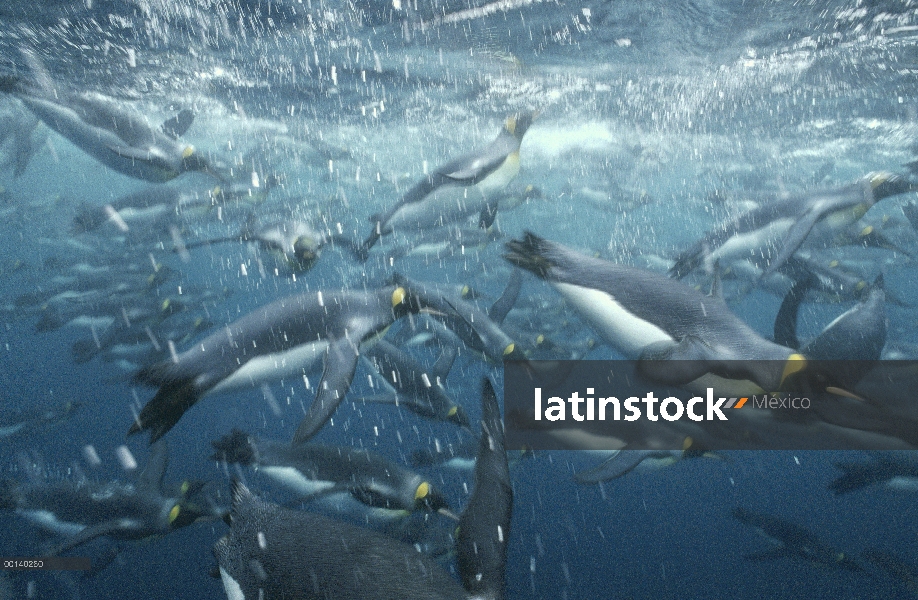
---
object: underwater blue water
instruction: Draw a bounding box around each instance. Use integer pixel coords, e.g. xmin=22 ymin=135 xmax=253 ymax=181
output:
xmin=2 ymin=0 xmax=918 ymax=598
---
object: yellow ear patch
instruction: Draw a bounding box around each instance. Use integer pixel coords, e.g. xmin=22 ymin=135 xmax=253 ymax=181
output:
xmin=461 ymin=285 xmax=470 ymax=297
xmin=781 ymin=354 xmax=807 ymax=385
xmin=415 ymin=481 xmax=430 ymax=500
xmin=447 ymin=406 xmax=458 ymax=417
xmin=391 ymin=287 xmax=407 ymax=307
xmin=505 ymin=116 xmax=517 ymax=135
xmin=180 ymin=480 xmax=190 ymax=495
xmin=161 ymin=299 xmax=171 ymax=311
xmin=168 ymin=504 xmax=181 ymax=523
xmin=536 ymin=334 xmax=545 ymax=345
xmin=860 ymin=225 xmax=874 ymax=237
xmin=682 ymin=436 xmax=694 ymax=451
xmin=182 ymin=146 xmax=195 ymax=158
xmin=503 ymin=343 xmax=516 ymax=356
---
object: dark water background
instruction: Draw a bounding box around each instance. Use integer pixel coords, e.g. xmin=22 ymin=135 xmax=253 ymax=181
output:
xmin=2 ymin=0 xmax=918 ymax=597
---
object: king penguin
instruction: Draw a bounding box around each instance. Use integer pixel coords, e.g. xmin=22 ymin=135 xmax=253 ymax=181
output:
xmin=180 ymin=212 xmax=363 ymax=273
xmin=358 ymin=111 xmax=537 ymax=260
xmin=0 ymin=442 xmax=219 ymax=556
xmin=129 ymin=285 xmax=425 ymax=445
xmin=504 ymin=231 xmax=806 ymax=393
xmin=212 ymin=378 xmax=512 ymax=600
xmin=210 ymin=429 xmax=454 ymax=517
xmin=669 ymin=172 xmax=918 ymax=279
xmin=0 ymin=72 xmax=218 ymax=183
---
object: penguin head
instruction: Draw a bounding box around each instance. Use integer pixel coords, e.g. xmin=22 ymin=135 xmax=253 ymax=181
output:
xmin=413 ymin=480 xmax=450 ymax=514
xmin=291 ymin=235 xmax=322 ymax=271
xmin=390 ymin=285 xmax=424 ymax=319
xmin=868 ymin=171 xmax=918 ymax=200
xmin=445 ymin=404 xmax=471 ymax=428
xmin=504 ymin=110 xmax=538 ymax=141
xmin=167 ymin=500 xmax=210 ymax=530
xmin=181 ymin=149 xmax=225 ymax=182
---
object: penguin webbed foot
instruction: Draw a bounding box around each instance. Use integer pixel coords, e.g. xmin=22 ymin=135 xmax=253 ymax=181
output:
xmin=128 ymin=379 xmax=199 ymax=444
xmin=502 ymin=231 xmax=555 ymax=278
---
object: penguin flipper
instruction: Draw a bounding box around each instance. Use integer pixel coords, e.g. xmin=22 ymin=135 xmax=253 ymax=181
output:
xmin=160 ymin=109 xmax=194 ymax=139
xmin=478 ymin=197 xmax=499 ymax=229
xmin=47 ymin=520 xmax=131 ymax=556
xmin=762 ymin=207 xmax=825 ymax=277
xmin=326 ymin=234 xmax=366 ymax=262
xmin=127 ymin=378 xmax=200 ymax=444
xmin=291 ymin=337 xmax=360 ymax=446
xmin=458 ymin=379 xmax=511 ymax=600
xmin=431 ymin=344 xmax=459 ymax=381
xmin=487 ymin=268 xmax=523 ymax=325
xmin=573 ymin=450 xmax=660 ymax=484
xmin=773 ymin=267 xmax=817 ymax=349
xmin=136 ymin=440 xmax=169 ymax=493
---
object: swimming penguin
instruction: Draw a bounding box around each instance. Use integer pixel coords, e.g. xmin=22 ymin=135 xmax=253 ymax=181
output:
xmin=773 ymin=270 xmax=886 ymax=363
xmin=383 ymin=225 xmax=504 ymax=263
xmin=179 ymin=212 xmax=363 ymax=273
xmin=0 ymin=74 xmax=218 ymax=183
xmin=212 ymin=378 xmax=511 ymax=600
xmin=0 ymin=399 xmax=80 ymax=440
xmin=129 ymin=284 xmax=431 ymax=445
xmin=358 ymin=338 xmax=470 ymax=428
xmin=210 ymin=429 xmax=454 ymax=517
xmin=72 ymin=178 xmax=273 ymax=235
xmin=503 ymin=231 xmax=805 ymax=393
xmin=828 ymin=452 xmax=918 ymax=495
xmin=669 ymin=172 xmax=918 ymax=279
xmin=391 ymin=272 xmax=526 ymax=364
xmin=572 ymin=442 xmax=723 ymax=484
xmin=358 ymin=111 xmax=537 ymax=260
xmin=731 ymin=507 xmax=865 ymax=573
xmin=0 ymin=442 xmax=219 ymax=556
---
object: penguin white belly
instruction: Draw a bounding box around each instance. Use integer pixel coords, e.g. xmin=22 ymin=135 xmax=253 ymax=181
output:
xmin=207 ymin=341 xmax=328 ymax=397
xmin=885 ymin=476 xmax=918 ymax=492
xmin=218 ymin=566 xmax=247 ymax=600
xmin=17 ymin=509 xmax=86 ymax=536
xmin=388 ymin=185 xmax=487 ymax=231
xmin=259 ymin=466 xmax=337 ymax=496
xmin=477 ymin=151 xmax=520 ymax=197
xmin=111 ymin=205 xmax=171 ymax=225
xmin=0 ymin=423 xmax=26 ymax=438
xmin=552 ymin=282 xmax=672 ymax=358
xmin=713 ymin=218 xmax=794 ymax=262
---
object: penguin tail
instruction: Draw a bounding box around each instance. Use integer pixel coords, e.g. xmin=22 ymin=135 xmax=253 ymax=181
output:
xmin=71 ymin=339 xmax=100 ymax=364
xmin=828 ymin=462 xmax=882 ymax=495
xmin=127 ymin=379 xmax=200 ymax=444
xmin=210 ymin=429 xmax=257 ymax=464
xmin=502 ymin=231 xmax=557 ymax=279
